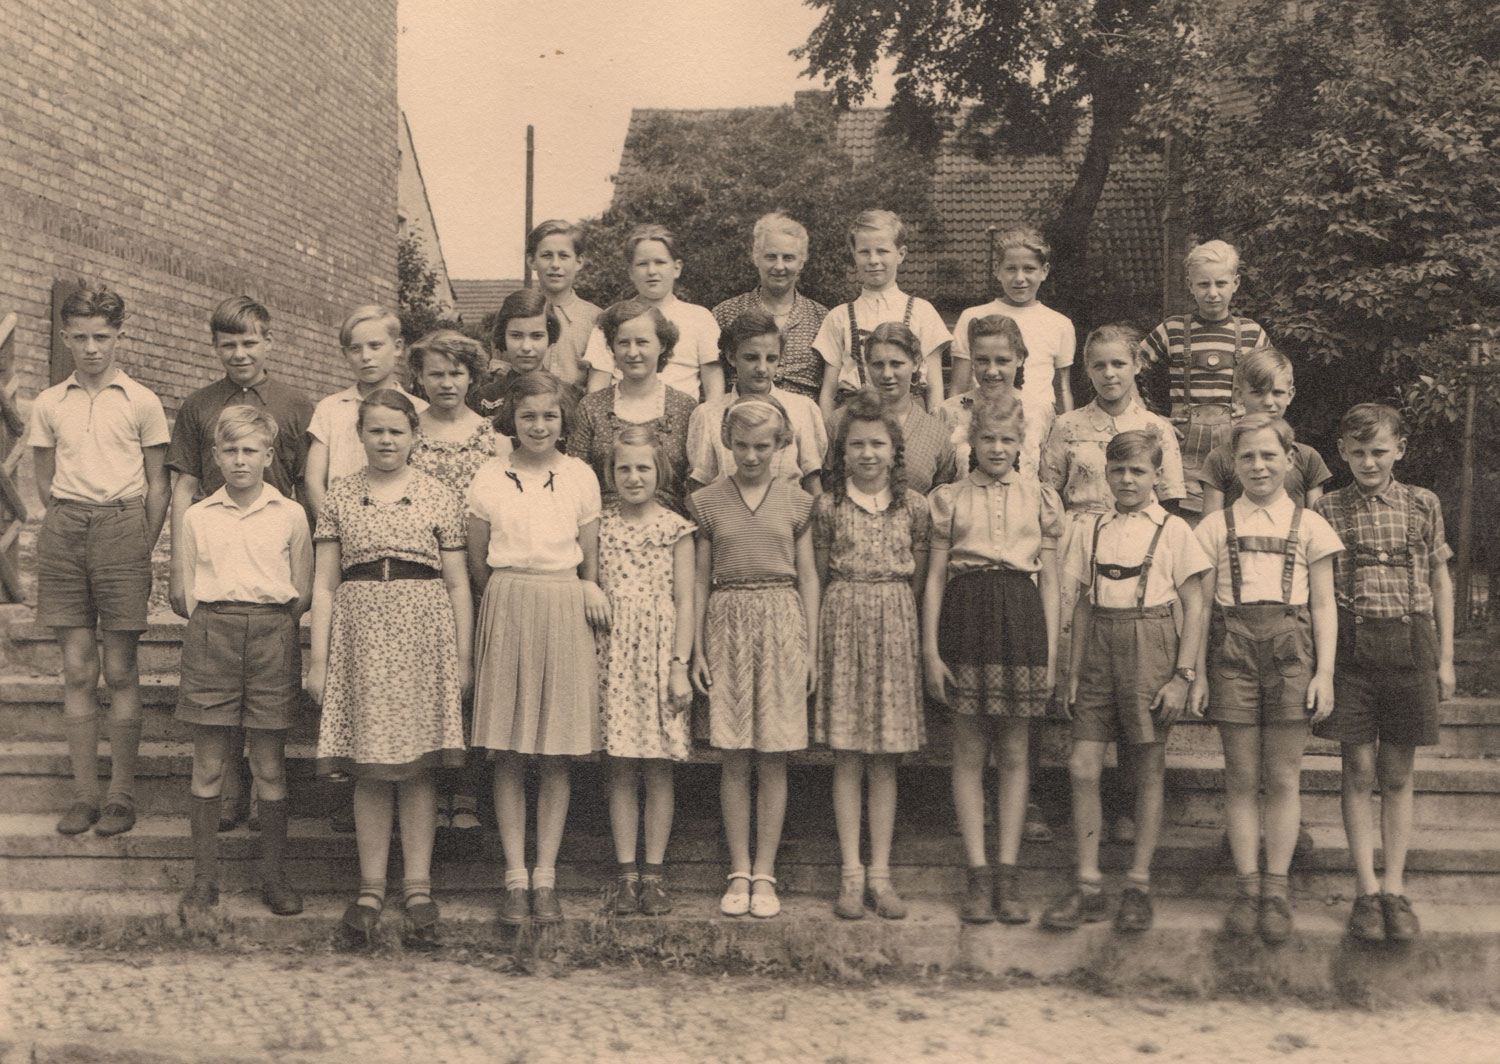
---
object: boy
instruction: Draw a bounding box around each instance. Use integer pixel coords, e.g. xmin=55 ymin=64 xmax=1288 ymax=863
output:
xmin=950 ymin=227 xmax=1077 ymax=427
xmin=686 ymin=310 xmax=826 ymax=496
xmin=1143 ymin=240 xmax=1270 ymax=516
xmin=1200 ymin=346 xmax=1330 ymax=514
xmin=1192 ymin=414 xmax=1342 ymax=944
xmin=814 ymin=210 xmax=952 ymax=423
xmin=29 ymin=282 xmax=170 ymax=837
xmin=176 ymin=407 xmax=312 ymax=915
xmin=1313 ymin=404 xmax=1454 ymax=943
xmin=305 ymin=304 xmax=426 ymax=517
xmin=1044 ymin=431 xmax=1210 ymax=933
xmin=527 ymin=219 xmax=601 ymax=390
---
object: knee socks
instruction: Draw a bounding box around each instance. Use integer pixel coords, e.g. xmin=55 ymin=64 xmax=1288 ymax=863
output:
xmin=105 ymin=718 xmax=143 ymax=806
xmin=257 ymin=799 xmax=289 ymax=887
xmin=64 ymin=714 xmax=100 ymax=804
xmin=189 ymin=794 xmax=219 ymax=884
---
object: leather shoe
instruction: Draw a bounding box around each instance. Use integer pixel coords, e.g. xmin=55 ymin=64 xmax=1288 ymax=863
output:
xmin=1224 ymin=894 xmax=1259 ymax=936
xmin=94 ymin=802 xmax=136 ymax=837
xmin=960 ymin=866 xmax=995 ymax=924
xmin=638 ymin=875 xmax=672 ymax=916
xmin=531 ymin=886 xmax=563 ymax=924
xmin=993 ymin=865 xmax=1030 ymax=925
xmin=1257 ymin=895 xmax=1293 ymax=945
xmin=497 ymin=886 xmax=530 ymax=926
xmin=57 ymin=801 xmax=99 ymax=836
xmin=1381 ymin=893 xmax=1420 ymax=943
xmin=262 ymin=876 xmax=304 ymax=916
xmin=1348 ymin=893 xmax=1385 ymax=942
xmin=866 ymin=878 xmax=907 ymax=920
xmin=1041 ymin=887 xmax=1110 ymax=931
xmin=1114 ymin=887 xmax=1153 ymax=932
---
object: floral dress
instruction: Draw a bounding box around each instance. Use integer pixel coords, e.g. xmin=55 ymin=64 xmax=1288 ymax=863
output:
xmin=812 ymin=490 xmax=930 ymax=753
xmin=314 ymin=469 xmax=467 ymax=780
xmin=595 ymin=501 xmax=696 ymax=759
xmin=567 ymin=384 xmax=697 ymax=514
xmin=410 ymin=419 xmax=507 ymax=496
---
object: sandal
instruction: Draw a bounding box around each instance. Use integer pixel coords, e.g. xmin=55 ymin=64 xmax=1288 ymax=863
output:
xmin=749 ymin=873 xmax=780 ymax=919
xmin=720 ymin=872 xmax=752 ymax=917
xmin=337 ymin=892 xmax=384 ymax=948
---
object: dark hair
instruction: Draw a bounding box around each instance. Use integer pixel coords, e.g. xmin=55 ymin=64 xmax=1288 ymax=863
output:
xmin=59 ymin=281 xmax=126 ymax=329
xmin=598 ymin=299 xmax=678 ymax=372
xmin=356 ymin=388 xmax=420 ymax=435
xmin=496 ymin=370 xmax=575 ymax=441
xmin=526 ymin=219 xmax=584 ymax=259
xmin=1105 ymin=428 xmax=1164 ymax=470
xmin=1339 ymin=402 xmax=1407 ymax=442
xmin=210 ymin=296 xmax=271 ymax=339
xmin=408 ymin=330 xmax=487 ymax=395
xmin=966 ymin=314 xmax=1028 ymax=392
xmin=865 ymin=321 xmax=923 ymax=388
xmin=718 ymin=309 xmax=784 ymax=365
xmin=492 ymin=287 xmax=560 ymax=352
xmin=1234 ymin=346 xmax=1294 ymax=395
xmin=826 ymin=388 xmax=908 ymax=510
xmin=605 ymin=423 xmax=677 ymax=494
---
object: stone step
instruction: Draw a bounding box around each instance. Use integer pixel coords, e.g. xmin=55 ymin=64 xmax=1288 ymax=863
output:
xmin=5 ymin=673 xmax=1500 ymax=759
xmin=4 ymin=890 xmax=1498 ymax=1003
xmin=1 ymin=813 xmax=1497 ymax=904
xmin=3 ymin=617 xmax=290 ymax=675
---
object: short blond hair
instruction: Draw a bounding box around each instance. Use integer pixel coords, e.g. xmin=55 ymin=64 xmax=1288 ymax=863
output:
xmin=848 ymin=209 xmax=907 ymax=249
xmin=338 ymin=304 xmax=401 ymax=349
xmin=1184 ymin=239 xmax=1240 ymax=275
xmin=214 ymin=405 xmax=277 ymax=449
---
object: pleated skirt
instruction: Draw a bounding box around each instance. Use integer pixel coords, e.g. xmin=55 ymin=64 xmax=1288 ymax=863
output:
xmin=471 ymin=569 xmax=600 ymax=756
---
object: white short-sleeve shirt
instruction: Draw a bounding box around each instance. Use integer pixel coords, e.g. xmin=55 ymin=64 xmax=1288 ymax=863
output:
xmin=308 ymin=383 xmax=428 ymax=486
xmin=180 ymin=484 xmax=312 ymax=613
xmin=952 ymin=299 xmax=1076 ymax=415
xmin=466 ymin=454 xmax=601 ymax=571
xmin=28 ymin=369 xmax=169 ymax=503
xmin=812 ymin=287 xmax=952 ymax=394
xmin=1194 ymin=494 xmax=1343 ymax=606
xmin=582 ymin=296 xmax=721 ymax=398
xmin=1063 ymin=503 xmax=1211 ymax=609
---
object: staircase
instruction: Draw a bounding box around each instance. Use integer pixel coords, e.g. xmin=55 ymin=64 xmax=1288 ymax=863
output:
xmin=3 ymin=601 xmax=1498 ymax=909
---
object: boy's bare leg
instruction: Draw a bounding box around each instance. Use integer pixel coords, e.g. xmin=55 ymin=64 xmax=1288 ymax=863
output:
xmin=1339 ymin=742 xmax=1381 ymax=896
xmin=1068 ymin=739 xmax=1108 ymax=880
xmin=1217 ymin=723 xmax=1263 ymax=876
xmin=56 ymin=628 xmax=102 ymax=811
xmin=100 ymin=630 xmax=143 ymax=812
xmin=1261 ymin=723 xmax=1307 ymax=877
xmin=1376 ymin=742 xmax=1417 ymax=896
xmin=1129 ymin=743 xmax=1167 ymax=880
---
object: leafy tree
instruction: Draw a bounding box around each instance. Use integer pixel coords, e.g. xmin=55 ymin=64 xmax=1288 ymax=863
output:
xmin=794 ymin=0 xmax=1212 ymax=314
xmin=577 ymin=106 xmax=937 ymax=312
xmin=1183 ymin=0 xmax=1500 ymax=482
xmin=396 ymin=233 xmax=459 ymax=345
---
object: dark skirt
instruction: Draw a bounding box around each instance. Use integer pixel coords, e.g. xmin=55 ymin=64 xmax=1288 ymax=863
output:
xmin=937 ymin=568 xmax=1050 ymax=717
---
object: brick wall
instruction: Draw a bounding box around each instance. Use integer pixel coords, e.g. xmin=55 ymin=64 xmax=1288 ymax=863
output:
xmin=0 ymin=0 xmax=400 ymax=412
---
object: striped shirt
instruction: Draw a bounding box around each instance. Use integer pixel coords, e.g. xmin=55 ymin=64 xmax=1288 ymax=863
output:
xmin=687 ymin=478 xmax=812 ymax=585
xmin=1314 ymin=480 xmax=1451 ymax=619
xmin=1143 ymin=314 xmax=1267 ymax=413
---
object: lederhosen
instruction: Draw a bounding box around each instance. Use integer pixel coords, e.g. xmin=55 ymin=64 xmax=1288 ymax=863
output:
xmin=835 ymin=295 xmax=922 ymax=407
xmin=1208 ymin=505 xmax=1316 ymax=720
xmin=1171 ymin=315 xmax=1244 ymax=513
xmin=1073 ymin=515 xmax=1178 ymax=740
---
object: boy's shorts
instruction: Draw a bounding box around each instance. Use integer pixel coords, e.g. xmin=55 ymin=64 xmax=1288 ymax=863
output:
xmin=1072 ymin=604 xmax=1177 ymax=745
xmin=175 ymin=602 xmax=301 ymax=730
xmin=1207 ymin=603 xmax=1314 ymax=726
xmin=35 ymin=498 xmax=152 ymax=631
xmin=1314 ymin=612 xmax=1440 ymax=747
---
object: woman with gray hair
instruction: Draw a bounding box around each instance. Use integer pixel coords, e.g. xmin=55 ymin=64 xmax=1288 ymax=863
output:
xmin=712 ymin=212 xmax=829 ymax=401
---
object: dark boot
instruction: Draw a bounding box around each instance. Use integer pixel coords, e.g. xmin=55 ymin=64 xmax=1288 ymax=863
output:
xmin=181 ymin=795 xmax=221 ymax=913
xmin=257 ymin=799 xmax=302 ymax=916
xmin=993 ymin=863 xmax=1031 ymax=924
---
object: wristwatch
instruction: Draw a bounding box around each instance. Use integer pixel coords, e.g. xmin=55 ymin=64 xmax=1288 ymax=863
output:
xmin=1174 ymin=666 xmax=1196 ymax=683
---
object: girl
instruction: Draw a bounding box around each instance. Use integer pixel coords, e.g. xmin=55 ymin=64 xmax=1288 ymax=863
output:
xmin=924 ymin=390 xmax=1062 ymax=925
xmin=1192 ymin=414 xmax=1341 ymax=944
xmin=584 ymin=224 xmax=725 ymax=401
xmin=408 ymin=329 xmax=508 ymax=846
xmin=467 ymin=371 xmax=609 ymax=926
xmin=306 ymin=390 xmax=472 ymax=946
xmin=597 ymin=426 xmax=697 ymax=915
xmin=689 ymin=395 xmax=819 ymax=919
xmin=473 ymin=287 xmax=561 ymax=418
xmin=569 ymin=299 xmax=697 ymax=515
xmin=1038 ymin=324 xmax=1185 ymax=844
xmin=828 ymin=323 xmax=957 ymax=495
xmin=939 ymin=314 xmax=1050 ymax=480
xmin=813 ymin=389 xmax=930 ymax=920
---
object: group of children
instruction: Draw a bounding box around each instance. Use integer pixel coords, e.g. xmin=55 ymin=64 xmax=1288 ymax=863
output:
xmin=28 ymin=210 xmax=1453 ymax=949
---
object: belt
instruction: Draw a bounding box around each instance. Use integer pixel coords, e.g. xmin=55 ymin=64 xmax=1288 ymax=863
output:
xmin=55 ymin=496 xmax=143 ymax=508
xmin=713 ymin=577 xmax=795 ymax=590
xmin=343 ymin=558 xmax=441 ymax=582
xmin=1093 ymin=604 xmax=1174 ymax=619
xmin=199 ymin=601 xmax=294 ymax=613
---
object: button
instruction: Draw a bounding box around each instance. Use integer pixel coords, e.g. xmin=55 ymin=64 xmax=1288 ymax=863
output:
xmin=1401 ymin=615 xmax=1411 ymax=625
xmin=1377 ymin=550 xmax=1390 ymax=562
xmin=1206 ymin=354 xmax=1221 ymax=367
xmin=1354 ymin=615 xmax=1363 ymax=624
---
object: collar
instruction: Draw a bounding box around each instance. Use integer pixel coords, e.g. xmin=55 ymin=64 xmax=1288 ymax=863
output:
xmin=200 ymin=481 xmax=289 ymax=516
xmin=857 ymin=285 xmax=906 ymax=312
xmin=1102 ymin=501 xmax=1168 ymax=527
xmin=63 ymin=367 xmax=126 ymax=392
xmin=1232 ymin=491 xmax=1294 ymax=527
xmin=846 ymin=483 xmax=892 ymax=514
xmin=549 ymin=292 xmax=584 ymax=321
xmin=216 ymin=372 xmax=273 ymax=397
xmin=966 ymin=467 xmax=1014 ymax=488
xmin=1352 ymin=477 xmax=1404 ymax=507
xmin=1082 ymin=395 xmax=1148 ymax=430
xmin=334 ymin=381 xmax=414 ymax=403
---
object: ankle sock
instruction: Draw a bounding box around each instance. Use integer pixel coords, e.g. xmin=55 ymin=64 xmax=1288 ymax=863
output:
xmin=257 ymin=799 xmax=288 ymax=885
xmin=503 ymin=868 xmax=530 ymax=891
xmin=531 ymin=866 xmax=556 ymax=890
xmin=1125 ymin=871 xmax=1150 ymax=893
xmin=1262 ymin=872 xmax=1290 ymax=900
xmin=1235 ymin=872 xmax=1260 ymax=899
xmin=402 ymin=878 xmax=433 ymax=904
xmin=1078 ymin=874 xmax=1103 ymax=895
xmin=63 ymin=714 xmax=100 ymax=804
xmin=189 ymin=795 xmax=219 ymax=883
xmin=641 ymin=862 xmax=664 ymax=879
xmin=105 ymin=718 xmax=143 ymax=805
xmin=357 ymin=878 xmax=385 ymax=909
xmin=617 ymin=861 xmax=640 ymax=882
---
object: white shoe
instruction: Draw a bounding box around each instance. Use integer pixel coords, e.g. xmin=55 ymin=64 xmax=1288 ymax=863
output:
xmin=720 ymin=872 xmax=752 ymax=917
xmin=749 ymin=874 xmax=780 ymax=919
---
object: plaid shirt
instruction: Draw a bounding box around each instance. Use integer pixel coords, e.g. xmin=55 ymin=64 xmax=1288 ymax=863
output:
xmin=1314 ymin=479 xmax=1451 ymax=618
xmin=713 ymin=289 xmax=828 ymax=399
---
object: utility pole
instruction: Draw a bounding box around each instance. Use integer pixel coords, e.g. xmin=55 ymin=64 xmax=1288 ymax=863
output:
xmin=523 ymin=125 xmax=535 ymax=284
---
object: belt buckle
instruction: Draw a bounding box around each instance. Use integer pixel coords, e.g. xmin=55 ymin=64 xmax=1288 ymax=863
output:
xmin=381 ymin=558 xmax=391 ymax=582
xmin=1103 ymin=565 xmax=1125 ymax=580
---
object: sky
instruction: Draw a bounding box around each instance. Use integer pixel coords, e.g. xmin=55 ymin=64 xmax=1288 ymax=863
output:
xmin=397 ymin=0 xmax=890 ymax=281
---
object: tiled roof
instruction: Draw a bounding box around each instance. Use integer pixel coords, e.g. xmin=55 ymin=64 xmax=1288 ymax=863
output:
xmin=451 ymin=278 xmax=525 ymax=325
xmin=613 ymin=103 xmax=1165 ymax=306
